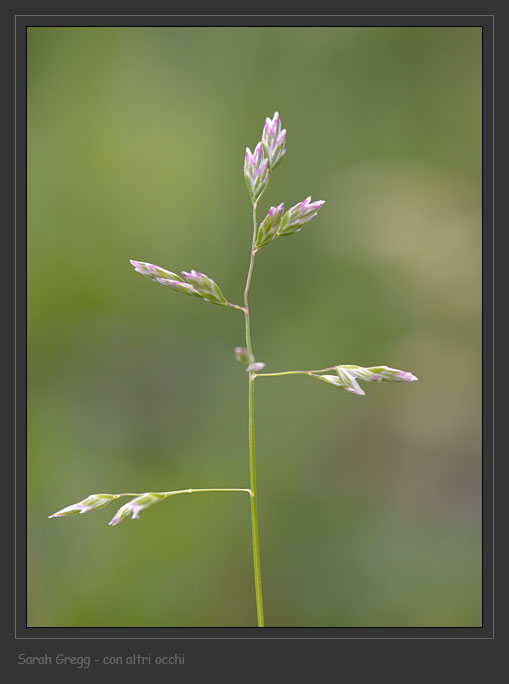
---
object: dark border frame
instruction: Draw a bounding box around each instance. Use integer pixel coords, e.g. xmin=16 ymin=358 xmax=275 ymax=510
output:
xmin=15 ymin=13 xmax=493 ymax=646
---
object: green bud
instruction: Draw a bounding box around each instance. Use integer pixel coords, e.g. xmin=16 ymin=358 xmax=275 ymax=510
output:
xmin=234 ymin=347 xmax=252 ymax=364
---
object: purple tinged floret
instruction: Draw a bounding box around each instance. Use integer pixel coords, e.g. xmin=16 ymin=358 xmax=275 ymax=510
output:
xmin=254 ymin=158 xmax=269 ymax=177
xmin=255 ymin=203 xmax=286 ymax=248
xmin=249 ymin=362 xmax=266 ymax=372
xmin=182 ymin=269 xmax=201 ymax=282
xmin=262 ymin=112 xmax=286 ymax=170
xmin=234 ymin=346 xmax=251 ymax=364
xmin=108 ymin=493 xmax=164 ymax=526
xmin=398 ymin=371 xmax=418 ymax=381
xmin=253 ymin=142 xmax=263 ymax=160
xmin=49 ymin=494 xmax=118 ymax=518
xmin=333 ymin=365 xmax=419 ymax=391
xmin=269 ymin=203 xmax=284 ymax=219
xmin=264 ymin=112 xmax=281 ymax=137
xmin=277 ymin=196 xmax=325 ymax=236
xmin=244 ymin=139 xmax=270 ymax=201
xmin=108 ymin=508 xmax=128 ymax=526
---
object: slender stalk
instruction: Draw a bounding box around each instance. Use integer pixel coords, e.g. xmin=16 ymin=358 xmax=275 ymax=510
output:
xmin=227 ymin=302 xmax=247 ymax=313
xmin=159 ymin=488 xmax=250 ymax=498
xmin=244 ymin=199 xmax=265 ymax=627
xmin=254 ymin=367 xmax=336 ymax=378
xmin=248 ymin=375 xmax=264 ymax=626
xmin=243 ymin=204 xmax=258 ymax=360
xmin=113 ymin=489 xmax=251 ymax=498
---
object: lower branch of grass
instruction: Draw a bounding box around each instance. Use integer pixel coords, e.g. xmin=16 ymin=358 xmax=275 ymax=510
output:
xmin=253 ymin=367 xmax=336 ymax=379
xmin=114 ymin=488 xmax=251 ymax=499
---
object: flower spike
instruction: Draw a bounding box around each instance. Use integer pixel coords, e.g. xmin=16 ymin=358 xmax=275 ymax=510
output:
xmin=309 ymin=364 xmax=418 ymax=396
xmin=108 ymin=493 xmax=165 ymax=526
xmin=262 ymin=111 xmax=287 ymax=170
xmin=255 ymin=203 xmax=285 ymax=248
xmin=181 ymin=270 xmax=227 ymax=305
xmin=337 ymin=365 xmax=418 ymax=384
xmin=244 ymin=142 xmax=269 ymax=202
xmin=130 ymin=261 xmax=230 ymax=307
xmin=49 ymin=494 xmax=119 ymax=518
xmin=277 ymin=197 xmax=326 ymax=237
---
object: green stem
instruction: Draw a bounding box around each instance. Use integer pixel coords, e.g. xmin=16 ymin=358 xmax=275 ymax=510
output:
xmin=159 ymin=488 xmax=250 ymax=497
xmin=244 ymin=200 xmax=265 ymax=627
xmin=114 ymin=488 xmax=251 ymax=499
xmin=244 ymin=210 xmax=257 ymax=360
xmin=249 ymin=374 xmax=264 ymax=626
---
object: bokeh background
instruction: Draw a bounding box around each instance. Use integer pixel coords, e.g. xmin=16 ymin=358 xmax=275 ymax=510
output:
xmin=27 ymin=26 xmax=482 ymax=627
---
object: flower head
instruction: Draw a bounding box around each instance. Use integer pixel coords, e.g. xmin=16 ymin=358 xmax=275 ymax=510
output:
xmin=130 ymin=261 xmax=228 ymax=306
xmin=244 ymin=142 xmax=269 ymax=202
xmin=277 ymin=196 xmax=326 ymax=237
xmin=313 ymin=364 xmax=418 ymax=397
xmin=339 ymin=365 xmax=418 ymax=383
xmin=248 ymin=361 xmax=266 ymax=372
xmin=108 ymin=493 xmax=165 ymax=526
xmin=364 ymin=366 xmax=418 ymax=382
xmin=181 ymin=269 xmax=227 ymax=305
xmin=130 ymin=260 xmax=183 ymax=282
xmin=255 ymin=203 xmax=284 ymax=248
xmin=49 ymin=494 xmax=118 ymax=518
xmin=234 ymin=346 xmax=252 ymax=364
xmin=262 ymin=111 xmax=287 ymax=169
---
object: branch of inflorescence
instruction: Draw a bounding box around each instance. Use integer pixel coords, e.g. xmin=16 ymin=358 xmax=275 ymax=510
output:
xmin=253 ymin=367 xmax=336 ymax=379
xmin=115 ymin=488 xmax=251 ymax=499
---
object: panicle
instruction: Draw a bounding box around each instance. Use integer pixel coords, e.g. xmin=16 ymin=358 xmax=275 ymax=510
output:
xmin=313 ymin=364 xmax=418 ymax=396
xmin=130 ymin=261 xmax=228 ymax=306
xmin=338 ymin=365 xmax=418 ymax=383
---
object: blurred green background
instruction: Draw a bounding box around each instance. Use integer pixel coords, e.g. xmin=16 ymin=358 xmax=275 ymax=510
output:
xmin=27 ymin=26 xmax=482 ymax=627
